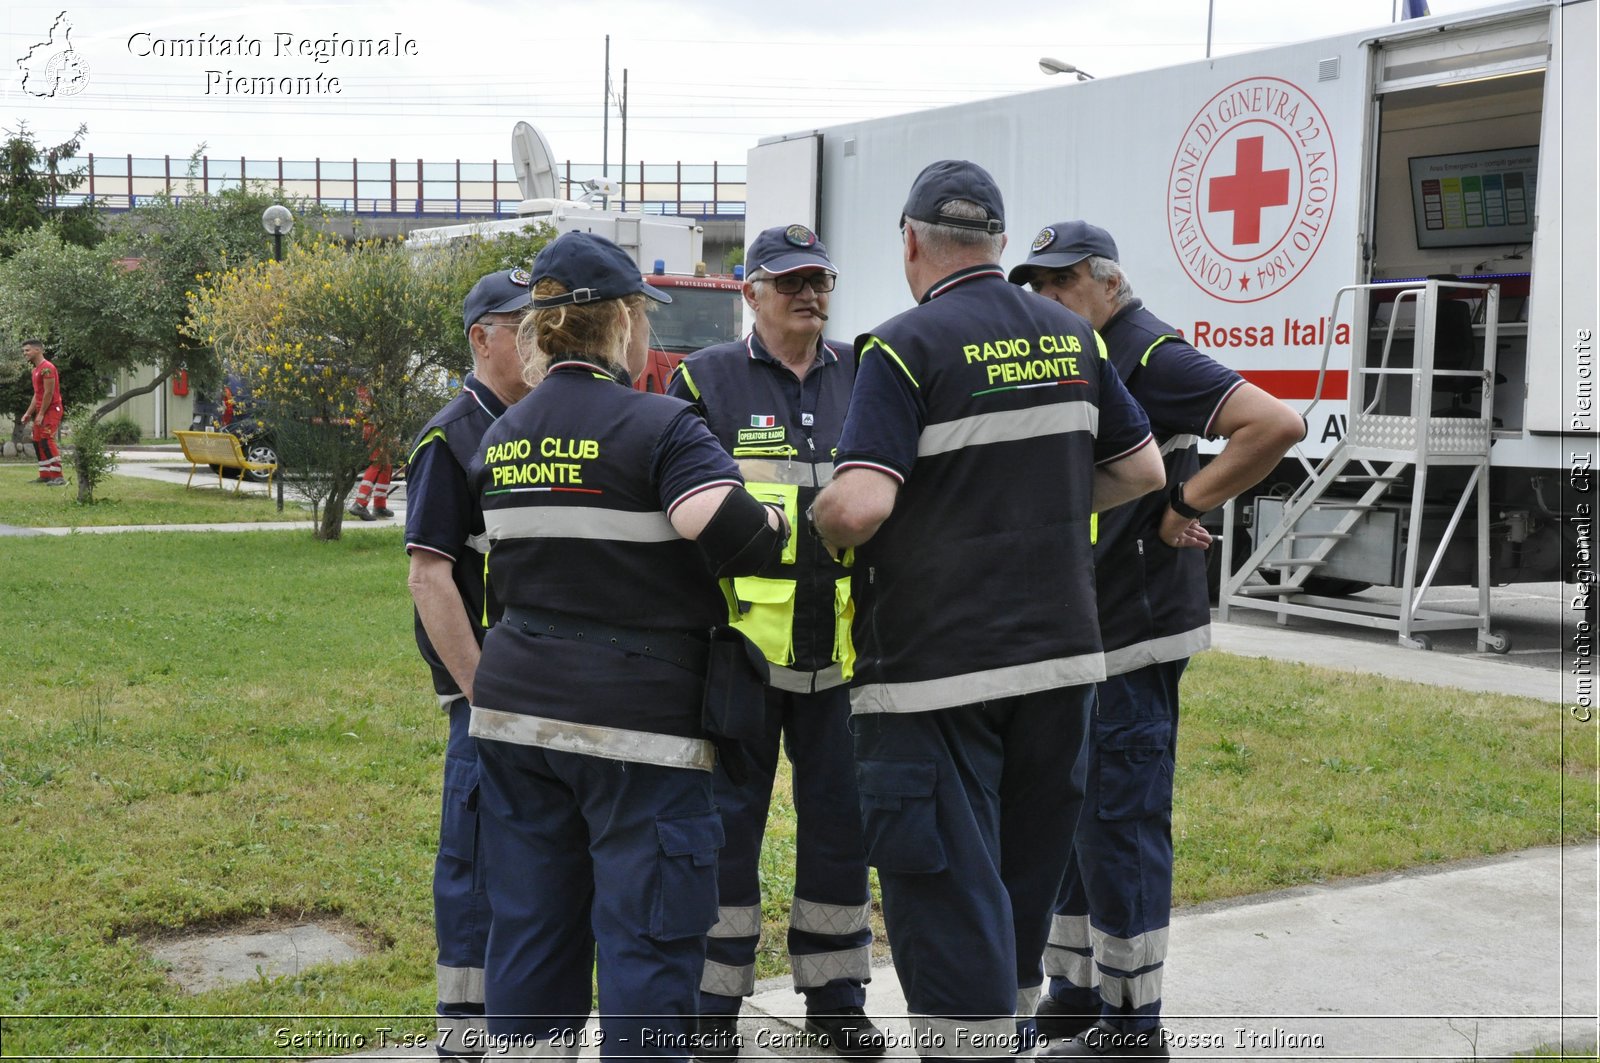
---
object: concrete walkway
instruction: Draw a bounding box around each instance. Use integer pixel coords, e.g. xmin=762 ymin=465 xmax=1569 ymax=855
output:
xmin=330 ymin=842 xmax=1595 ymax=1061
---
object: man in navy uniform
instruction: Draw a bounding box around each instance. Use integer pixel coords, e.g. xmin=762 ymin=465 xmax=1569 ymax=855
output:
xmin=404 ymin=268 xmax=536 ymax=1057
xmin=812 ymin=163 xmax=1165 ymax=1054
xmin=669 ymin=226 xmax=883 ymax=1059
xmin=1010 ymin=221 xmax=1305 ymax=1059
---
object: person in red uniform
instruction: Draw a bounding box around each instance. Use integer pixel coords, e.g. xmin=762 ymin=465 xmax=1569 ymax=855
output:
xmin=21 ymin=340 xmax=65 ymax=486
xmin=350 ymin=383 xmax=397 ymax=520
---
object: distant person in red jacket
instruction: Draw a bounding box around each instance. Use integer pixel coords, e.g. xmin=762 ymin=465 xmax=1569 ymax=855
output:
xmin=21 ymin=339 xmax=65 ymax=486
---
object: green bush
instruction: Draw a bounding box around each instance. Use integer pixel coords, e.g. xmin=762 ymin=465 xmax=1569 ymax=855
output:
xmin=63 ymin=409 xmax=118 ymax=502
xmin=99 ymin=415 xmax=143 ymax=445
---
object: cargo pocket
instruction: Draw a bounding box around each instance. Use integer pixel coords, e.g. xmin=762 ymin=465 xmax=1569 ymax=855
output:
xmin=438 ymin=753 xmax=480 ymax=863
xmin=1094 ymin=718 xmax=1174 ymax=822
xmin=856 ymin=759 xmax=945 ymax=874
xmin=650 ymin=811 xmax=725 ymax=941
xmin=730 ymin=576 xmax=797 ymax=666
xmin=833 ymin=577 xmax=856 ymax=680
xmin=742 ymin=481 xmax=799 ymax=565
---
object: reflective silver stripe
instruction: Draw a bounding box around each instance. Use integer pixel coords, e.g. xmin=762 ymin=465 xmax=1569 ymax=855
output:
xmin=1158 ymin=433 xmax=1199 ymax=456
xmin=792 ymin=945 xmax=871 ymax=987
xmin=709 ymin=904 xmax=763 ymax=939
xmin=738 ymin=458 xmax=835 ymax=487
xmin=469 ymin=707 xmax=715 ymax=772
xmin=1043 ymin=945 xmax=1100 ymax=986
xmin=1048 ymin=912 xmax=1093 ymax=949
xmin=701 ymin=957 xmax=755 ymax=997
xmin=1091 ymin=925 xmax=1169 ymax=973
xmin=910 ymin=1014 xmax=1019 ymax=1058
xmin=791 ymin=898 xmax=871 ymax=936
xmin=466 ymin=531 xmax=491 ymax=553
xmin=768 ymin=661 xmax=848 ymax=693
xmin=436 ymin=963 xmax=485 ymax=1004
xmin=439 ymin=693 xmax=464 ymax=711
xmin=1097 ymin=966 xmax=1164 ymax=1010
xmin=917 ymin=403 xmax=1098 ymax=459
xmin=850 ymin=652 xmax=1105 ymax=714
xmin=484 ymin=506 xmax=679 ymax=543
xmin=1016 ymin=982 xmax=1042 ymax=1018
xmin=434 ymin=1014 xmax=489 ymax=1049
xmin=1102 ymin=625 xmax=1211 ymax=677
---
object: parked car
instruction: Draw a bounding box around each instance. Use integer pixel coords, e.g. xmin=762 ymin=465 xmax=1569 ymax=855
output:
xmin=190 ymin=375 xmax=278 ymax=484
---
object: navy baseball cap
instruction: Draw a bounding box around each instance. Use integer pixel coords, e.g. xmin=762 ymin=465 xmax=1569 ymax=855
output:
xmin=462 ymin=268 xmax=534 ymax=335
xmin=1007 ymin=220 xmax=1120 ymax=285
xmin=901 ymin=160 xmax=1005 ymax=234
xmin=746 ymin=224 xmax=837 ymax=276
xmin=529 ymin=231 xmax=671 ymax=309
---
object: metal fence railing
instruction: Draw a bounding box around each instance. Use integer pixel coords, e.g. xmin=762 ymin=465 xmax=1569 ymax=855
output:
xmin=44 ymin=155 xmax=748 ymax=219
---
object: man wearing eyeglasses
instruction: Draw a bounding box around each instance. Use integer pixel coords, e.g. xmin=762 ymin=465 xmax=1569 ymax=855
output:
xmin=668 ymin=226 xmax=884 ymax=1061
xmin=1010 ymin=222 xmax=1304 ymax=1059
xmin=404 ymin=268 xmax=536 ymax=1059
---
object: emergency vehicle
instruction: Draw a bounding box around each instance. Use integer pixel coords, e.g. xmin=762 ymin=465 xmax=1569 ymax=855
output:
xmin=409 ymin=123 xmax=746 ymax=396
xmin=746 ymin=0 xmax=1595 ymax=648
xmin=632 ymin=268 xmax=746 ymax=393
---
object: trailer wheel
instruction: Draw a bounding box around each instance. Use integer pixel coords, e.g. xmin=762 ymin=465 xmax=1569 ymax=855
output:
xmin=1478 ymin=631 xmax=1511 ymax=654
xmin=1400 ymin=633 xmax=1433 ymax=651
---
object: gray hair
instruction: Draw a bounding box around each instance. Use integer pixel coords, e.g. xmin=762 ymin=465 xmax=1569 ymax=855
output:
xmin=1085 ymin=255 xmax=1135 ymax=308
xmin=905 ymin=200 xmax=1005 ymax=260
xmin=745 ymin=266 xmax=773 ymax=284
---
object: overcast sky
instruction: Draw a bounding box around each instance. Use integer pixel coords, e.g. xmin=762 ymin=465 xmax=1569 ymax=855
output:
xmin=4 ymin=0 xmax=1498 ymax=170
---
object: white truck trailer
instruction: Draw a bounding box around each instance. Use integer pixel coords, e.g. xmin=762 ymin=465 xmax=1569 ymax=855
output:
xmin=747 ymin=0 xmax=1596 ymax=648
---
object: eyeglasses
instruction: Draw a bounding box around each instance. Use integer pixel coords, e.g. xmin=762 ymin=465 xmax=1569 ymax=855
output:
xmin=765 ymin=272 xmax=836 ymax=295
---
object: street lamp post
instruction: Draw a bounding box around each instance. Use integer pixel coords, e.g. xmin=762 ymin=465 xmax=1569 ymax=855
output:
xmin=261 ymin=204 xmax=293 ymax=262
xmin=1038 ymin=57 xmax=1095 ymax=81
xmin=259 ymin=204 xmax=294 ymax=510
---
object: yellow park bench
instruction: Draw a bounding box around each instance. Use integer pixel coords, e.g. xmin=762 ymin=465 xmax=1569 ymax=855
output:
xmin=175 ymin=430 xmax=278 ymax=493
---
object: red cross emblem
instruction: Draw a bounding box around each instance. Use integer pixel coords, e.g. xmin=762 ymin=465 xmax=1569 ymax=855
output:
xmin=1207 ymin=136 xmax=1291 ymax=246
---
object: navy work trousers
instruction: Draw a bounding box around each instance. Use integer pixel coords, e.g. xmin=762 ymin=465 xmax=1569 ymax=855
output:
xmin=701 ymin=684 xmax=871 ymax=1015
xmin=477 ymin=739 xmax=723 ymax=1061
xmin=1045 ymin=660 xmax=1185 ymax=1035
xmin=853 ymin=687 xmax=1092 ymax=1056
xmin=435 ymin=698 xmax=490 ymax=1057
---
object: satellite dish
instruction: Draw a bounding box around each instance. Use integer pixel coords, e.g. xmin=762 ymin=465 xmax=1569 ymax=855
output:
xmin=511 ymin=122 xmax=558 ymax=201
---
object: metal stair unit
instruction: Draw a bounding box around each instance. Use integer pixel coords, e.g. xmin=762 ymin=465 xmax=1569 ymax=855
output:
xmin=1218 ymin=279 xmax=1509 ymax=652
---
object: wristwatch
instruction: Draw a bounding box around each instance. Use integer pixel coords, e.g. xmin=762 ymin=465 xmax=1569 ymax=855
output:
xmin=1169 ymin=481 xmax=1206 ymax=520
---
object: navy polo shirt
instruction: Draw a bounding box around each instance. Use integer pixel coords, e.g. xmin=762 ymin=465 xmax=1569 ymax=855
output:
xmin=404 ymin=373 xmax=508 ymax=700
xmin=1094 ymin=300 xmax=1245 ymax=675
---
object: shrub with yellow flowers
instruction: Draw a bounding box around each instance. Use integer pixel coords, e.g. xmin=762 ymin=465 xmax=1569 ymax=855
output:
xmin=186 ymin=233 xmax=523 ymax=539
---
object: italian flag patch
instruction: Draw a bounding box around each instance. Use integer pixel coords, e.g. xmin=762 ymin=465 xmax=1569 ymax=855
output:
xmin=750 ymin=415 xmax=776 ymax=428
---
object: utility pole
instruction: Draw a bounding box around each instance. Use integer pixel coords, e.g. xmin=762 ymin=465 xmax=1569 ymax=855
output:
xmin=619 ymin=69 xmax=628 ymax=209
xmin=602 ymin=34 xmax=610 ymax=187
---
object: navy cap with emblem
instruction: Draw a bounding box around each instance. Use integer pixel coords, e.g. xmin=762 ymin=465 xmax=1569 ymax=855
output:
xmin=463 ymin=267 xmax=535 ymax=336
xmin=746 ymin=224 xmax=837 ymax=276
xmin=528 ymin=231 xmax=672 ymax=309
xmin=1006 ymin=220 xmax=1120 ymax=285
xmin=901 ymin=159 xmax=1005 ymax=234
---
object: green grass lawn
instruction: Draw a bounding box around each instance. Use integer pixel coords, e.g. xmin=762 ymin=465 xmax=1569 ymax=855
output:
xmin=0 ymin=530 xmax=1592 ymax=1058
xmin=0 ymin=463 xmax=304 ymax=527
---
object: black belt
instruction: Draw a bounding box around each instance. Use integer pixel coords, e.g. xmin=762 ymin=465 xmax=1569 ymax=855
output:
xmin=501 ymin=606 xmax=709 ymax=675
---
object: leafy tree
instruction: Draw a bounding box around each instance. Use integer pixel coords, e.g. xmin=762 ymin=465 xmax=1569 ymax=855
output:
xmin=0 ymin=158 xmax=320 ymax=428
xmin=0 ymin=226 xmax=130 ymax=428
xmin=186 ymin=233 xmax=546 ymax=540
xmin=0 ymin=121 xmax=101 ymax=252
